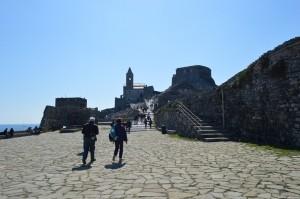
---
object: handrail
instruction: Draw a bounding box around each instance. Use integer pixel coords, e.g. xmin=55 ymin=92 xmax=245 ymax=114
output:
xmin=155 ymin=100 xmax=204 ymax=130
xmin=177 ymin=106 xmax=199 ymax=126
xmin=176 ymin=102 xmax=201 ymax=123
xmin=174 ymin=101 xmax=203 ymax=130
xmin=176 ymin=107 xmax=199 ymax=128
xmin=177 ymin=101 xmax=202 ymax=123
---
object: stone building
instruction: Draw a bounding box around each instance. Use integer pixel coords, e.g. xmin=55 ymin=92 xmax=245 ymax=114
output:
xmin=40 ymin=97 xmax=99 ymax=131
xmin=156 ymin=65 xmax=216 ymax=109
xmin=172 ymin=65 xmax=216 ymax=90
xmin=115 ymin=68 xmax=157 ymax=111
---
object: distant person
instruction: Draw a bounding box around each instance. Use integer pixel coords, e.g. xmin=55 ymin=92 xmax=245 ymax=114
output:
xmin=82 ymin=117 xmax=99 ymax=165
xmin=3 ymin=128 xmax=8 ymax=137
xmin=27 ymin=127 xmax=33 ymax=134
xmin=34 ymin=126 xmax=40 ymax=134
xmin=9 ymin=128 xmax=14 ymax=137
xmin=144 ymin=118 xmax=148 ymax=129
xmin=126 ymin=120 xmax=132 ymax=133
xmin=149 ymin=118 xmax=153 ymax=129
xmin=134 ymin=115 xmax=138 ymax=125
xmin=112 ymin=119 xmax=127 ymax=163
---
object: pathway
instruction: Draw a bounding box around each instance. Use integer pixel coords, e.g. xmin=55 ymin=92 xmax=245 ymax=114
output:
xmin=0 ymin=126 xmax=300 ymax=198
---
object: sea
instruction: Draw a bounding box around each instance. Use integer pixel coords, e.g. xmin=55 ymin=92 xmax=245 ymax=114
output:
xmin=0 ymin=124 xmax=40 ymax=132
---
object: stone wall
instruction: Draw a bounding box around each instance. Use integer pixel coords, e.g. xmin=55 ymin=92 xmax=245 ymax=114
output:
xmin=188 ymin=37 xmax=300 ymax=147
xmin=40 ymin=98 xmax=99 ymax=131
xmin=155 ymin=37 xmax=300 ymax=148
xmin=154 ymin=103 xmax=199 ymax=138
xmin=98 ymin=108 xmax=115 ymax=121
xmin=55 ymin=97 xmax=87 ymax=109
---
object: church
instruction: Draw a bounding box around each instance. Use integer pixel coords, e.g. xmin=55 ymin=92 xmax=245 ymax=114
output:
xmin=115 ymin=68 xmax=157 ymax=111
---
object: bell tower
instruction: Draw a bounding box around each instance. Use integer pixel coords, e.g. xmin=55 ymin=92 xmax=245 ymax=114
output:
xmin=126 ymin=67 xmax=133 ymax=89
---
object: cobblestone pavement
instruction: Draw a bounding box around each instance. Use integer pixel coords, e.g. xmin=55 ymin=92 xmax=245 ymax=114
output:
xmin=1 ymin=126 xmax=300 ymax=199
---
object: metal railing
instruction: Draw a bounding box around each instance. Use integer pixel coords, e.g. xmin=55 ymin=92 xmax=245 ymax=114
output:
xmin=174 ymin=101 xmax=203 ymax=130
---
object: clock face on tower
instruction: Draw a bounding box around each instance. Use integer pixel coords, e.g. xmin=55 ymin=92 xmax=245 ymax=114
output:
xmin=129 ymin=78 xmax=131 ymax=81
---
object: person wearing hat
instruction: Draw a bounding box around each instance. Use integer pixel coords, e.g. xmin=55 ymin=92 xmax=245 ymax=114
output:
xmin=112 ymin=119 xmax=128 ymax=163
xmin=82 ymin=117 xmax=99 ymax=165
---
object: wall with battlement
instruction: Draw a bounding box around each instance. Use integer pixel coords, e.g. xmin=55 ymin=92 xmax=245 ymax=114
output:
xmin=55 ymin=97 xmax=87 ymax=109
xmin=40 ymin=98 xmax=99 ymax=131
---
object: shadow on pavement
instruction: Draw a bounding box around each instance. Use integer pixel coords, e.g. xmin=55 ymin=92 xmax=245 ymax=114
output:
xmin=72 ymin=163 xmax=92 ymax=171
xmin=77 ymin=152 xmax=84 ymax=156
xmin=105 ymin=163 xmax=126 ymax=170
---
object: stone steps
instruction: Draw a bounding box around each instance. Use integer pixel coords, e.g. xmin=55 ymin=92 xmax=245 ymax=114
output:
xmin=175 ymin=101 xmax=232 ymax=142
xmin=202 ymin=137 xmax=230 ymax=142
xmin=196 ymin=129 xmax=218 ymax=133
xmin=198 ymin=132 xmax=227 ymax=138
xmin=196 ymin=129 xmax=231 ymax=142
xmin=194 ymin=125 xmax=216 ymax=130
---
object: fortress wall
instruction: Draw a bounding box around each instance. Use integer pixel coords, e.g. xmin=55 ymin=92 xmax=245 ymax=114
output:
xmin=41 ymin=98 xmax=99 ymax=131
xmin=189 ymin=38 xmax=300 ymax=147
xmin=172 ymin=65 xmax=216 ymax=90
xmin=155 ymin=38 xmax=300 ymax=147
xmin=55 ymin=98 xmax=87 ymax=109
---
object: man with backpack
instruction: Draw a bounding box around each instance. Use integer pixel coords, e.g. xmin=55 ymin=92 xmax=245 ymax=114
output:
xmin=82 ymin=117 xmax=99 ymax=165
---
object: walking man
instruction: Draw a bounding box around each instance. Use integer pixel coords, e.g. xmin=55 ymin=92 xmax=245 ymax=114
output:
xmin=82 ymin=117 xmax=99 ymax=165
xmin=113 ymin=119 xmax=127 ymax=163
xmin=126 ymin=120 xmax=132 ymax=133
xmin=144 ymin=118 xmax=148 ymax=128
xmin=149 ymin=118 xmax=153 ymax=129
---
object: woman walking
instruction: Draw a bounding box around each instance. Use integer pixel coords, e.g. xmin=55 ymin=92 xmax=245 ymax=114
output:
xmin=113 ymin=119 xmax=127 ymax=163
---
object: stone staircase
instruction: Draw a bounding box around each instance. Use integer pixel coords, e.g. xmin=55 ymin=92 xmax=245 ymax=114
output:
xmin=175 ymin=101 xmax=232 ymax=142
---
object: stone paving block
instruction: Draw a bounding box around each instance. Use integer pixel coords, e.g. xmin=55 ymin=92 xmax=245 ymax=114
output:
xmin=0 ymin=127 xmax=300 ymax=198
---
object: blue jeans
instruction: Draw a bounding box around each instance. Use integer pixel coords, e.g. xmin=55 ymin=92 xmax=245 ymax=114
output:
xmin=83 ymin=137 xmax=96 ymax=161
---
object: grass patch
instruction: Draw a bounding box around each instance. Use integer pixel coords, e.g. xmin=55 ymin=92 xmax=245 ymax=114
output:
xmin=168 ymin=133 xmax=197 ymax=141
xmin=245 ymin=143 xmax=300 ymax=156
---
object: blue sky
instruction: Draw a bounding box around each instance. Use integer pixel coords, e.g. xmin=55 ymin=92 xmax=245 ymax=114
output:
xmin=0 ymin=0 xmax=299 ymax=124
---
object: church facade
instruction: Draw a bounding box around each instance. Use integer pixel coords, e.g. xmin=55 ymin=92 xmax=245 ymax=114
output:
xmin=115 ymin=68 xmax=156 ymax=111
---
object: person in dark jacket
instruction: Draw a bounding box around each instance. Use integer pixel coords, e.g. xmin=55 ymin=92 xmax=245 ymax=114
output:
xmin=9 ymin=128 xmax=14 ymax=137
xmin=113 ymin=119 xmax=127 ymax=163
xmin=144 ymin=118 xmax=148 ymax=128
xmin=3 ymin=128 xmax=8 ymax=136
xmin=149 ymin=118 xmax=153 ymax=129
xmin=126 ymin=120 xmax=132 ymax=133
xmin=82 ymin=117 xmax=99 ymax=165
